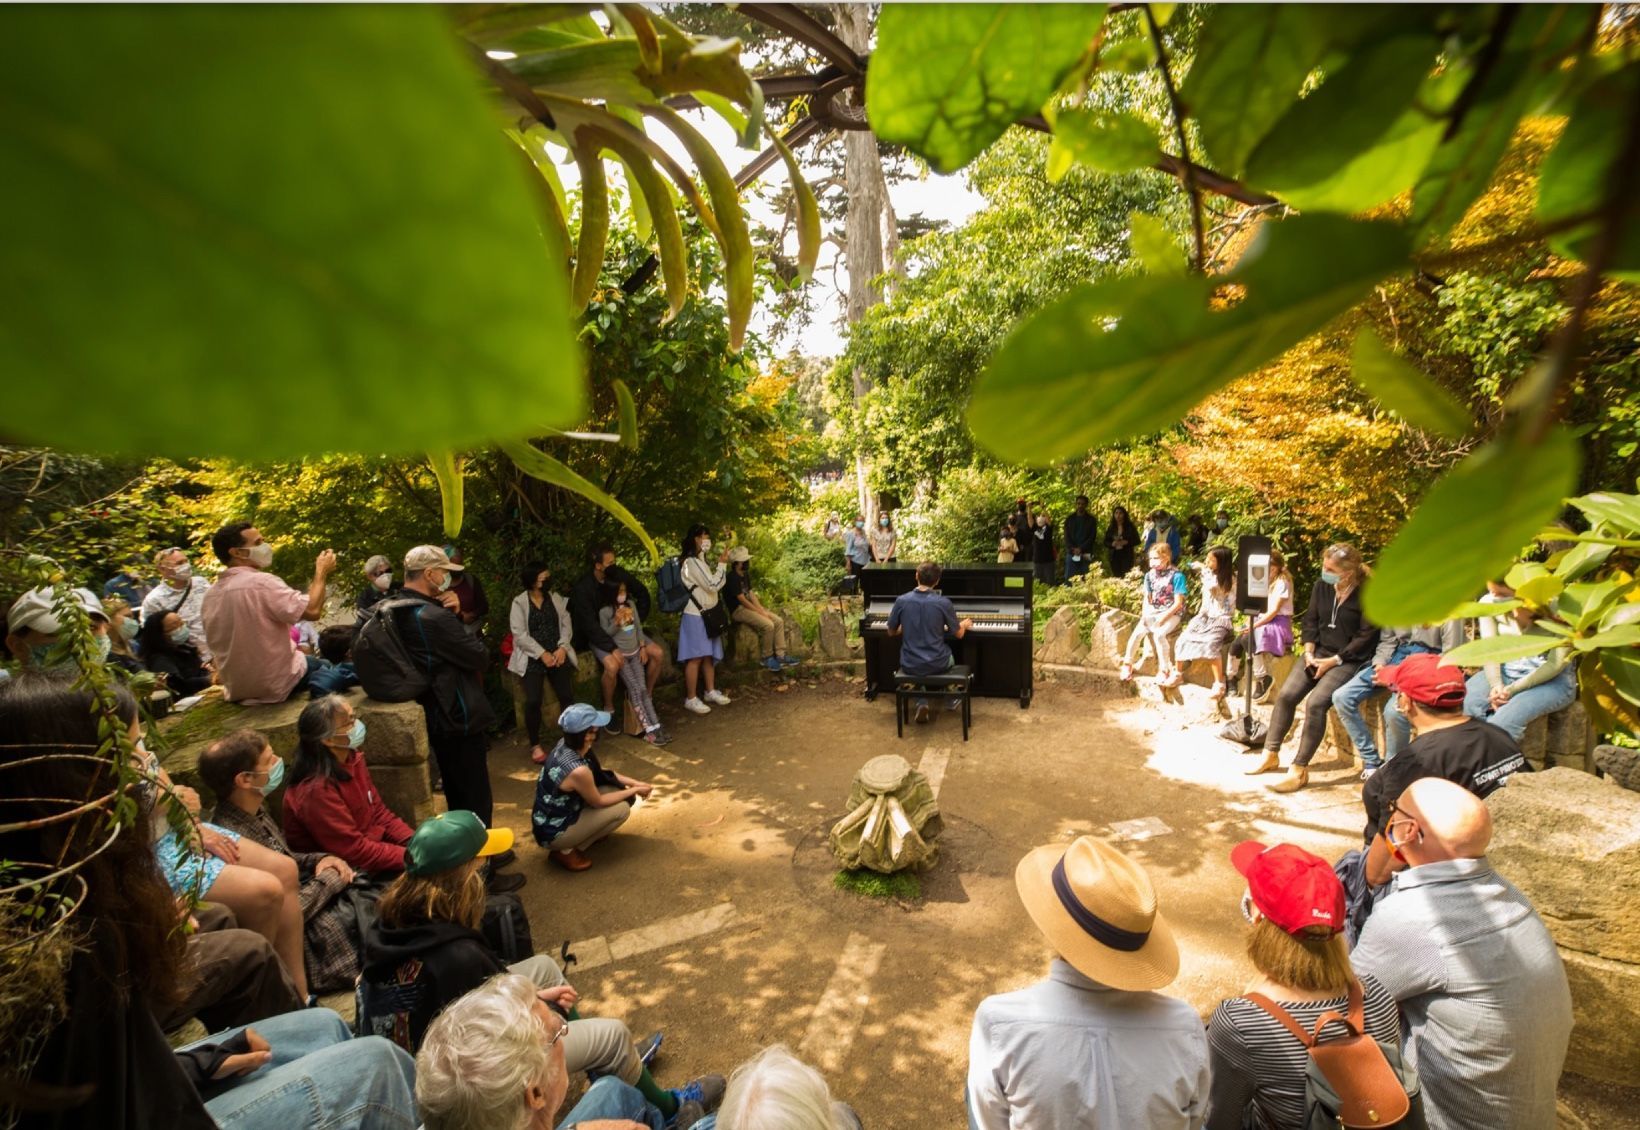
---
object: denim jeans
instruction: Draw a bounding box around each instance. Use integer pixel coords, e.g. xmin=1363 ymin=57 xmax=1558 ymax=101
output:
xmin=560 ymin=1077 xmax=665 ymax=1129
xmin=190 ymin=1008 xmax=418 ymax=1130
xmin=1331 ymin=644 xmax=1432 ymax=768
xmin=1463 ymin=666 xmax=1578 ymax=741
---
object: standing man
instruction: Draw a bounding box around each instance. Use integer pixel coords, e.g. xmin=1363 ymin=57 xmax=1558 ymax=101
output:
xmin=570 ymin=542 xmax=663 ymax=732
xmin=442 ymin=545 xmax=489 ymax=635
xmin=1063 ymin=496 xmax=1098 ymax=582
xmin=1010 ymin=499 xmax=1035 ymax=564
xmin=967 ymin=836 xmax=1208 ymax=1128
xmin=886 ymin=560 xmax=972 ymax=724
xmin=395 ymin=545 xmax=523 ymax=892
xmin=202 ymin=523 xmax=332 ymax=704
xmin=1352 ymin=778 xmax=1571 ymax=1130
xmin=1031 ymin=512 xmax=1056 ymax=587
xmin=143 ymin=544 xmax=214 ymax=662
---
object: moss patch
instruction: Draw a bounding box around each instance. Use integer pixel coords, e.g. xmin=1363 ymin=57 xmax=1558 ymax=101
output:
xmin=833 ymin=868 xmax=921 ymax=901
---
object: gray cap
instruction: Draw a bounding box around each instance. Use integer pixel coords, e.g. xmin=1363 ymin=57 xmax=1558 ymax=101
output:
xmin=7 ymin=586 xmax=106 ymax=635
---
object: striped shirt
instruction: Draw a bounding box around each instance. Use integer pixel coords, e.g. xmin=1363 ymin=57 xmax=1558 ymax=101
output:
xmin=1350 ymin=857 xmax=1571 ymax=1130
xmin=1204 ymin=976 xmax=1400 ymax=1129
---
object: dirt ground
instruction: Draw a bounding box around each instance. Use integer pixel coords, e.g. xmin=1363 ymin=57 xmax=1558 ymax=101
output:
xmin=482 ymin=671 xmax=1636 ymax=1129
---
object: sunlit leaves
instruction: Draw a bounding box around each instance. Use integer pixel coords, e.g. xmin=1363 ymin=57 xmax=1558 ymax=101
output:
xmin=1351 ymin=328 xmax=1471 ymax=438
xmin=0 ymin=6 xmax=582 ymax=460
xmin=1129 ymin=212 xmax=1186 ymax=277
xmin=1365 ymin=426 xmax=1581 ymax=625
xmin=501 ymin=438 xmax=659 ymax=563
xmin=1538 ymin=61 xmax=1640 ymax=281
xmin=1444 ymin=632 xmax=1563 ymax=667
xmin=427 ymin=452 xmax=465 ymax=538
xmin=1049 ymin=109 xmax=1158 ymax=176
xmin=867 ymin=3 xmax=1107 ymax=174
xmin=968 ymin=216 xmax=1409 ymax=465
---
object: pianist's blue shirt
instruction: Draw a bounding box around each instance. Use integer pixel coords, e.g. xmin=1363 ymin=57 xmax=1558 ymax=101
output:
xmin=887 ymin=588 xmax=958 ymax=676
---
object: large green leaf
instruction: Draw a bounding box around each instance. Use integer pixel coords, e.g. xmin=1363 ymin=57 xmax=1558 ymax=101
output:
xmin=1351 ymin=328 xmax=1471 ymax=437
xmin=770 ymin=130 xmax=821 ymax=283
xmin=1245 ymin=35 xmax=1440 ymax=206
xmin=0 ymin=6 xmax=582 ymax=460
xmin=1572 ymin=491 xmax=1640 ymax=533
xmin=1051 ymin=109 xmax=1158 ymax=175
xmin=1443 ymin=631 xmax=1565 ymax=667
xmin=1130 ymin=212 xmax=1186 ymax=277
xmin=968 ymin=215 xmax=1409 ymax=464
xmin=1538 ymin=61 xmax=1640 ymax=281
xmin=1365 ymin=426 xmax=1582 ymax=625
xmin=500 ymin=438 xmax=658 ymax=563
xmin=867 ymin=3 xmax=1108 ymax=174
xmin=1180 ymin=6 xmax=1328 ymax=177
xmin=427 ymin=452 xmax=465 ymax=539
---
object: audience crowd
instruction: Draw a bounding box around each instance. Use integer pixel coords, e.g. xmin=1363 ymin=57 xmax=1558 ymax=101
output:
xmin=0 ymin=507 xmax=1589 ymax=1129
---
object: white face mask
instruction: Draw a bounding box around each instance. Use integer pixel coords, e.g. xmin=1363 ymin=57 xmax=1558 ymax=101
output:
xmin=245 ymin=542 xmax=274 ymax=569
xmin=170 ymin=561 xmax=193 ymax=580
xmin=700 ymin=538 xmax=712 ymax=554
xmin=435 ymin=570 xmax=453 ymax=593
xmin=372 ymin=572 xmax=393 ymax=591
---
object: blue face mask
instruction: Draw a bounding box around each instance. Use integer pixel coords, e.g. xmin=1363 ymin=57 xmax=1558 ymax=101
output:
xmin=1321 ymin=570 xmax=1341 ymax=586
xmin=30 ymin=643 xmax=58 ymax=669
xmin=259 ymin=759 xmax=286 ymax=795
xmin=119 ymin=618 xmax=140 ymax=641
xmin=347 ymin=719 xmax=367 ymax=749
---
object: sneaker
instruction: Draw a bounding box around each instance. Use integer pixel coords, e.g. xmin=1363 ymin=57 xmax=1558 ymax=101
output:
xmin=914 ymin=702 xmax=931 ymax=724
xmin=644 ymin=727 xmax=674 ymax=746
xmin=669 ymin=1100 xmax=706 ymax=1130
xmin=762 ymin=656 xmax=784 ymax=672
xmin=683 ymin=697 xmax=711 ymax=715
xmin=1361 ymin=766 xmax=1379 ymax=782
xmin=636 ymin=1031 xmax=663 ymax=1067
xmin=1118 ymin=663 xmax=1134 ymax=683
xmin=671 ymin=1075 xmax=727 ymax=1114
xmin=703 ymin=689 xmax=731 ymax=706
xmin=778 ymin=654 xmax=800 ymax=666
xmin=602 ymin=724 xmax=622 ymax=738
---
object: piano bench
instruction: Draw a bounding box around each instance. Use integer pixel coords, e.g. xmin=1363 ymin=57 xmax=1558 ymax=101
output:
xmin=894 ymin=666 xmax=973 ymax=742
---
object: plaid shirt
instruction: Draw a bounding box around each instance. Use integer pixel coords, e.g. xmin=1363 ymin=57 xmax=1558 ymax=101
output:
xmin=207 ymin=802 xmax=360 ymax=994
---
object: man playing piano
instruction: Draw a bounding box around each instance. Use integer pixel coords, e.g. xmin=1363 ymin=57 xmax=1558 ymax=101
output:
xmin=886 ymin=560 xmax=973 ymax=723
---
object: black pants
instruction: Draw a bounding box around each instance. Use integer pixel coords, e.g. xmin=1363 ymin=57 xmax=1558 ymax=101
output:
xmin=1264 ymin=658 xmax=1361 ymax=766
xmin=522 ymin=661 xmax=577 ymax=746
xmin=430 ymin=730 xmax=493 ymax=827
xmin=158 ymin=903 xmax=302 ymax=1033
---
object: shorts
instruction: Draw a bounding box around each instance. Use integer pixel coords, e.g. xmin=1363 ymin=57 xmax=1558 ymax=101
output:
xmin=155 ymin=822 xmax=240 ymax=898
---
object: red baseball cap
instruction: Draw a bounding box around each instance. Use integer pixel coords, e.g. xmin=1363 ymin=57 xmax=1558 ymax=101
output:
xmin=1231 ymin=841 xmax=1345 ymax=936
xmin=1373 ymin=652 xmax=1467 ymax=708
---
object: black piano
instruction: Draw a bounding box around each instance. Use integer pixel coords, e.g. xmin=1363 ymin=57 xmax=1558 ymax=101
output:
xmin=856 ymin=563 xmax=1034 ymax=707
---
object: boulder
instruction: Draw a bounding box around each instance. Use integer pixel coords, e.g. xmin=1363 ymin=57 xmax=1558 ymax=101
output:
xmin=729 ymin=622 xmax=762 ymax=665
xmin=1035 ymin=607 xmax=1088 ymax=666
xmin=1088 ymin=609 xmax=1133 ymax=668
xmin=781 ymin=610 xmax=809 ymax=657
xmin=1594 ymin=744 xmax=1640 ymax=792
xmin=1488 ymin=768 xmax=1640 ymax=1083
xmin=819 ymin=609 xmax=850 ymax=659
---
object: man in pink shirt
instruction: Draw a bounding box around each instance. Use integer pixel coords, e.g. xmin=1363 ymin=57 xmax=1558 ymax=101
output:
xmin=202 ymin=521 xmax=337 ymax=704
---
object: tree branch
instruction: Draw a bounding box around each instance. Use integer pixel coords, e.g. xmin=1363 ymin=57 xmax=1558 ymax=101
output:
xmin=1145 ymin=4 xmax=1205 ymax=270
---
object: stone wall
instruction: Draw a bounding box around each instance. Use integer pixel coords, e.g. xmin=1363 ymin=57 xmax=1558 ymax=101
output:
xmin=1487 ymin=769 xmax=1640 ymax=1084
xmin=159 ymin=689 xmax=435 ymax=827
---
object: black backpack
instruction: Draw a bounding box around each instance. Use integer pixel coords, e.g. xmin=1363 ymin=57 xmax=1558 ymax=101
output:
xmin=353 ymin=598 xmax=433 ymax=703
xmin=481 ymin=892 xmax=534 ymax=963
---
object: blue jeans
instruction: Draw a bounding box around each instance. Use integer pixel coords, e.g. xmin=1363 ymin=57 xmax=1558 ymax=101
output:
xmin=190 ymin=1009 xmax=417 ymax=1130
xmin=1332 ymin=644 xmax=1432 ymax=768
xmin=1064 ymin=552 xmax=1091 ymax=580
xmin=561 ymin=1077 xmax=665 ymax=1129
xmin=1463 ymin=666 xmax=1578 ymax=741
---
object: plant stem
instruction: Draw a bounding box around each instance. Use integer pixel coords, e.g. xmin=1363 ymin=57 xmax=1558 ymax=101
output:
xmin=1144 ymin=4 xmax=1205 ymax=270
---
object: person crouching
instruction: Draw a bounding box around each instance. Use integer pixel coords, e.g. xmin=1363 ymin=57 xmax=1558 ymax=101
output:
xmin=531 ymin=703 xmax=655 ymax=872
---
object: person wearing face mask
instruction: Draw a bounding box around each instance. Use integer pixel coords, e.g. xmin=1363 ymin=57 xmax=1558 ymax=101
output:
xmin=1214 ymin=509 xmax=1231 ymax=535
xmin=201 ymin=521 xmax=336 ymax=704
xmin=141 ymin=608 xmax=215 ymax=695
xmin=282 ymin=693 xmax=416 ymax=875
xmin=843 ymin=514 xmax=872 ymax=575
xmin=142 ymin=544 xmax=215 ymax=662
xmin=678 ymin=523 xmax=733 ymax=715
xmin=510 ymin=559 xmax=580 ymax=764
xmin=202 ymin=728 xmax=367 ymax=994
xmin=5 ymin=584 xmax=115 ymax=671
xmin=1031 ymin=510 xmax=1057 ymax=586
xmin=356 ymin=553 xmax=398 ymax=616
xmin=101 ymin=594 xmax=148 ymax=674
xmin=869 ymin=512 xmax=898 ymax=563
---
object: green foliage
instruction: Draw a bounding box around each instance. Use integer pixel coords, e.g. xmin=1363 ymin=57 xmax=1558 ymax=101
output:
xmin=1350 ymin=329 xmax=1471 ymax=438
xmin=1539 ymin=61 xmax=1640 ymax=280
xmin=833 ymin=868 xmax=921 ymax=901
xmin=0 ymin=6 xmax=581 ymax=461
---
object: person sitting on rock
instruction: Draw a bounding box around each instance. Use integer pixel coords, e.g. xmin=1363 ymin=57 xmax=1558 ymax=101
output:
xmin=886 ymin=559 xmax=972 ymax=723
xmin=200 ymin=522 xmax=334 ymax=704
xmin=281 ymin=694 xmax=414 ymax=876
xmin=1461 ymin=601 xmax=1578 ymax=742
xmin=306 ymin=623 xmax=360 ymax=697
xmin=361 ymin=812 xmax=722 ymax=1122
xmin=142 ymin=544 xmax=214 ymax=662
xmin=1351 ymin=778 xmax=1571 ymax=1130
xmin=1118 ymin=544 xmax=1187 ymax=687
xmin=725 ymin=545 xmax=798 ymax=673
xmin=1332 ymin=620 xmax=1464 ymax=781
xmin=141 ymin=608 xmax=214 ymax=696
xmin=600 ymin=576 xmax=671 ymax=746
xmin=1175 ymin=545 xmax=1237 ymax=700
xmin=531 ymin=703 xmax=654 ymax=872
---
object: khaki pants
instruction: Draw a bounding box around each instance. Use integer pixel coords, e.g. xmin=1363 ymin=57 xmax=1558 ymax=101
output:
xmin=547 ymin=786 xmax=631 ymax=853
xmin=509 ymin=954 xmax=641 ymax=1083
xmin=733 ymin=606 xmax=785 ymax=658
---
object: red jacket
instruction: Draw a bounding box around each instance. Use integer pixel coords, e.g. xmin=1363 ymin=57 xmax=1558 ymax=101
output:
xmin=282 ymin=750 xmax=413 ymax=874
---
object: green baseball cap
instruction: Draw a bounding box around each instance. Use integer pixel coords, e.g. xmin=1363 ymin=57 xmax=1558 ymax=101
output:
xmin=405 ymin=810 xmax=513 ymax=876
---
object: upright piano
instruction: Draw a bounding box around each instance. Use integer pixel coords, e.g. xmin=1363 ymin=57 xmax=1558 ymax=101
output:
xmin=856 ymin=563 xmax=1034 ymax=707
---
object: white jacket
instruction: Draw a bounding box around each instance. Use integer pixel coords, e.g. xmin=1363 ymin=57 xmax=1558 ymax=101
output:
xmin=507 ymin=590 xmax=578 ymax=677
xmin=680 ymin=556 xmax=725 ymax=616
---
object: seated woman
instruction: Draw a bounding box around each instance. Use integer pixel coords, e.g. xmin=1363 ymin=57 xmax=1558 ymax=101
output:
xmin=201 ymin=728 xmax=367 ymax=995
xmin=1175 ymin=545 xmax=1237 ymax=700
xmin=531 ymin=702 xmax=653 ymax=872
xmin=141 ymin=608 xmax=214 ymax=696
xmin=282 ymin=694 xmax=413 ymax=875
xmin=1204 ymin=841 xmax=1402 ymax=1130
xmin=0 ymin=674 xmax=414 ymax=1130
xmin=102 ymin=595 xmax=148 ymax=676
xmin=1463 ymin=601 xmax=1578 ymax=741
xmin=359 ymin=810 xmax=721 ymax=1122
xmin=601 ymin=575 xmax=671 ymax=745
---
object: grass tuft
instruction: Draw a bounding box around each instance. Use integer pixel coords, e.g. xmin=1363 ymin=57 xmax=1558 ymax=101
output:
xmin=833 ymin=868 xmax=921 ymax=901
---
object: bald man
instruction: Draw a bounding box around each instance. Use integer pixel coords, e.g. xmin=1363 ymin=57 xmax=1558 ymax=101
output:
xmin=1351 ymin=779 xmax=1571 ymax=1130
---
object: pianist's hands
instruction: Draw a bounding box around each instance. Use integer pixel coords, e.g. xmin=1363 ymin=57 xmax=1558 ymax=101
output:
xmin=959 ymin=617 xmax=974 ymax=633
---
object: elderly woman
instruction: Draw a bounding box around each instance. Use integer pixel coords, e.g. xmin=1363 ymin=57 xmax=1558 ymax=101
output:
xmin=1205 ymin=841 xmax=1402 ymax=1129
xmin=507 ymin=560 xmax=578 ymax=765
xmin=357 ymin=553 xmax=398 ymax=615
xmin=1247 ymin=542 xmax=1378 ymax=793
xmin=695 ymin=1045 xmax=862 ymax=1130
xmin=281 ymin=693 xmax=414 ymax=874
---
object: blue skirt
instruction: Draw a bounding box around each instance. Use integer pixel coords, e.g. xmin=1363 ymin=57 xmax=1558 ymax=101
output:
xmin=676 ymin=612 xmax=723 ymax=662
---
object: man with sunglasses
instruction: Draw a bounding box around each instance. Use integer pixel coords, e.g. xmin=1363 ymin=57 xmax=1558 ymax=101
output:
xmin=1352 ymin=778 xmax=1571 ymax=1130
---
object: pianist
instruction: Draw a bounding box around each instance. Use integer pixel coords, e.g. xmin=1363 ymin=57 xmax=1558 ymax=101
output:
xmin=885 ymin=560 xmax=973 ymax=723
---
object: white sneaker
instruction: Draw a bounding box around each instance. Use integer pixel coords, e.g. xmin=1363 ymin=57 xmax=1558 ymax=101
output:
xmin=683 ymin=697 xmax=711 ymax=715
xmin=703 ymin=689 xmax=731 ymax=706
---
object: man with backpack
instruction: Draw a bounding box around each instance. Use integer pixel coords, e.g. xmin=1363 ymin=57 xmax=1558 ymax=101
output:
xmin=359 ymin=545 xmax=523 ymax=893
xmin=571 ymin=542 xmax=661 ymax=731
xmin=1351 ymin=778 xmax=1571 ymax=1130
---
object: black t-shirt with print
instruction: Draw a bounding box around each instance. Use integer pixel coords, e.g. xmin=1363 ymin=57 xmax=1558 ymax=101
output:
xmin=1360 ymin=718 xmax=1527 ymax=844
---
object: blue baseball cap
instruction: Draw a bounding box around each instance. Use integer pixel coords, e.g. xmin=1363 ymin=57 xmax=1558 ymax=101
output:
xmin=559 ymin=703 xmax=612 ymax=732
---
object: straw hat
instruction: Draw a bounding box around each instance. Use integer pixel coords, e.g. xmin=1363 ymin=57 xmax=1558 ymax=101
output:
xmin=1015 ymin=836 xmax=1179 ymax=990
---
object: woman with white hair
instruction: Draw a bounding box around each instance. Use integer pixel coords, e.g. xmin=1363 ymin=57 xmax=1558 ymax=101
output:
xmin=357 ymin=553 xmax=398 ymax=614
xmin=416 ymin=972 xmax=715 ymax=1130
xmin=694 ymin=1045 xmax=860 ymax=1130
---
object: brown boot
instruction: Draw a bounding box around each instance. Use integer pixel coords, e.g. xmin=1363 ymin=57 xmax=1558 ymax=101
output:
xmin=1268 ymin=766 xmax=1309 ymax=794
xmin=551 ymin=848 xmax=592 ymax=872
xmin=1244 ymin=750 xmax=1280 ymax=775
